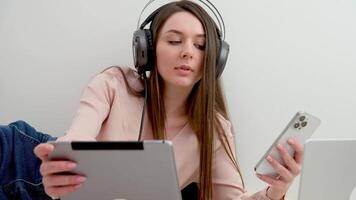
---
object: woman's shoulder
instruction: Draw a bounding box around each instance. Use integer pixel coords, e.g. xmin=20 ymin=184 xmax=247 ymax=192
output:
xmin=101 ymin=66 xmax=140 ymax=80
xmin=212 ymin=113 xmax=235 ymax=152
xmin=96 ymin=66 xmax=143 ymax=90
xmin=216 ymin=113 xmax=233 ymax=136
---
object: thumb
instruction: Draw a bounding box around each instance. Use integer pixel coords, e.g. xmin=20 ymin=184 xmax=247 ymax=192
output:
xmin=34 ymin=143 xmax=54 ymax=162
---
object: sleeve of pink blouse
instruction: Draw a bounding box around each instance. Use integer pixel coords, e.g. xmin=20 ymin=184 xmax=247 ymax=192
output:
xmin=212 ymin=120 xmax=275 ymax=200
xmin=61 ymin=72 xmax=114 ymax=141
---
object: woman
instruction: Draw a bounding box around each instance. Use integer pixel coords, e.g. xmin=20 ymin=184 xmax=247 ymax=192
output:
xmin=35 ymin=1 xmax=303 ymax=199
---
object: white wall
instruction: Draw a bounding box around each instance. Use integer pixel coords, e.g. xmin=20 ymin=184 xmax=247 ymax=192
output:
xmin=1 ymin=0 xmax=355 ymax=198
xmin=224 ymin=0 xmax=356 ymax=197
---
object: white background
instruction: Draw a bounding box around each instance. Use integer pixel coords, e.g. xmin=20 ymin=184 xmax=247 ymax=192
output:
xmin=1 ymin=0 xmax=355 ymax=198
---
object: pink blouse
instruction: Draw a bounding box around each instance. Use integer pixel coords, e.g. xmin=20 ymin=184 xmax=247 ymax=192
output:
xmin=60 ymin=66 xmax=275 ymax=200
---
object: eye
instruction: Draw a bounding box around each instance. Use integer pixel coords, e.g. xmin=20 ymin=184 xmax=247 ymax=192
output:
xmin=195 ymin=43 xmax=205 ymax=50
xmin=168 ymin=41 xmax=181 ymax=45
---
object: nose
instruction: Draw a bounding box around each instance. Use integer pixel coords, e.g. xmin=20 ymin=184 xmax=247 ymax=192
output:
xmin=180 ymin=41 xmax=194 ymax=59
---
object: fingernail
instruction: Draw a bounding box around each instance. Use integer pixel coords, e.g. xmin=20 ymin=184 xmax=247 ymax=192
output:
xmin=67 ymin=163 xmax=77 ymax=168
xmin=47 ymin=144 xmax=55 ymax=151
xmin=76 ymin=176 xmax=86 ymax=183
xmin=74 ymin=183 xmax=83 ymax=189
xmin=277 ymin=144 xmax=283 ymax=151
xmin=288 ymin=139 xmax=294 ymax=144
xmin=266 ymin=156 xmax=273 ymax=162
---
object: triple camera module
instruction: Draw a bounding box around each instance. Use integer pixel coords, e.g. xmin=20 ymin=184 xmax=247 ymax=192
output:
xmin=293 ymin=115 xmax=308 ymax=130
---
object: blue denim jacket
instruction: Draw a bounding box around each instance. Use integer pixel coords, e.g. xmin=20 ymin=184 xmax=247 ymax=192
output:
xmin=0 ymin=121 xmax=55 ymax=200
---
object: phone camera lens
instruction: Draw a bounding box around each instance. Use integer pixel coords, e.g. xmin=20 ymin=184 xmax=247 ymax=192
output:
xmin=294 ymin=123 xmax=300 ymax=128
xmin=299 ymin=116 xmax=306 ymax=121
xmin=301 ymin=121 xmax=307 ymax=127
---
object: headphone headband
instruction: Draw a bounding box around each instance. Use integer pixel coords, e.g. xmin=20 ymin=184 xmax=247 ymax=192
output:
xmin=137 ymin=0 xmax=226 ymax=40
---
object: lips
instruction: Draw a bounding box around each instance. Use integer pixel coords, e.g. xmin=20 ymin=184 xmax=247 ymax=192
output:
xmin=174 ymin=65 xmax=193 ymax=72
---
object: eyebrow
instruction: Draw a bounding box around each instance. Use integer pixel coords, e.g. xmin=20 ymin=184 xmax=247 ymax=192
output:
xmin=164 ymin=29 xmax=205 ymax=38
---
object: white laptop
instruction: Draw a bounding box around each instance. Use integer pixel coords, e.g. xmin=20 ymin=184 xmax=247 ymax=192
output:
xmin=48 ymin=140 xmax=182 ymax=200
xmin=298 ymin=138 xmax=356 ymax=200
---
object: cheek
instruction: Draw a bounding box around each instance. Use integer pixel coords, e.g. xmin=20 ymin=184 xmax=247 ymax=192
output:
xmin=156 ymin=43 xmax=174 ymax=66
xmin=156 ymin=45 xmax=170 ymax=78
xmin=196 ymin=53 xmax=204 ymax=72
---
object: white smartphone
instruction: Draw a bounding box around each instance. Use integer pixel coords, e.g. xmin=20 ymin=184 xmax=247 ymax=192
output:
xmin=254 ymin=112 xmax=321 ymax=177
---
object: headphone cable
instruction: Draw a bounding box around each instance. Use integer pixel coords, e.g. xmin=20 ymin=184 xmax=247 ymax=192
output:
xmin=138 ymin=71 xmax=148 ymax=141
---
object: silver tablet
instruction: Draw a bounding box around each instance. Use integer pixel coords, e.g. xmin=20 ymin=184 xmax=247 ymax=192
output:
xmin=48 ymin=140 xmax=182 ymax=200
xmin=298 ymin=138 xmax=356 ymax=200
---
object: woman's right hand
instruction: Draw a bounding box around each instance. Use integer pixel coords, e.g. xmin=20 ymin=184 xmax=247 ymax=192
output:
xmin=34 ymin=143 xmax=87 ymax=198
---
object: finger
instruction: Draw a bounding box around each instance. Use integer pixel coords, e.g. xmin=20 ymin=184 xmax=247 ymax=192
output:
xmin=287 ymin=139 xmax=304 ymax=164
xmin=256 ymin=173 xmax=284 ymax=188
xmin=34 ymin=143 xmax=54 ymax=162
xmin=40 ymin=161 xmax=77 ymax=176
xmin=45 ymin=184 xmax=83 ymax=198
xmin=43 ymin=174 xmax=86 ymax=187
xmin=266 ymin=155 xmax=294 ymax=182
xmin=277 ymin=144 xmax=301 ymax=175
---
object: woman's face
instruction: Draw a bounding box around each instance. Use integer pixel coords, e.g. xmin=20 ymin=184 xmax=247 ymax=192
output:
xmin=156 ymin=11 xmax=205 ymax=90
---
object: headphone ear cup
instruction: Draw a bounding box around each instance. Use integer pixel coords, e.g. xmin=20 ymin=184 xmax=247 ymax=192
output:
xmin=133 ymin=29 xmax=148 ymax=73
xmin=144 ymin=29 xmax=155 ymax=71
xmin=216 ymin=40 xmax=229 ymax=78
xmin=132 ymin=29 xmax=154 ymax=74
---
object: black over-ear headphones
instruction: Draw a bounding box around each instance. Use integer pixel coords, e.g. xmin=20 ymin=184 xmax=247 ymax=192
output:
xmin=132 ymin=0 xmax=229 ymax=78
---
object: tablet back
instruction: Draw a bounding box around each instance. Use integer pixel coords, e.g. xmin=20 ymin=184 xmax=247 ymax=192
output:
xmin=49 ymin=140 xmax=182 ymax=200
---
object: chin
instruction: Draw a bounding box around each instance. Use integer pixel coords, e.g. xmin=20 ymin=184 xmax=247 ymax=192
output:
xmin=170 ymin=79 xmax=196 ymax=89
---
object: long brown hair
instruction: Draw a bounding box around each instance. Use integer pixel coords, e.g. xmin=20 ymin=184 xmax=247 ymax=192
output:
xmin=149 ymin=1 xmax=245 ymax=199
xmin=118 ymin=1 xmax=244 ymax=199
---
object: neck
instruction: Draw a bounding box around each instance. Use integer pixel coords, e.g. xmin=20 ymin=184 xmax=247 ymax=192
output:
xmin=163 ymin=84 xmax=193 ymax=119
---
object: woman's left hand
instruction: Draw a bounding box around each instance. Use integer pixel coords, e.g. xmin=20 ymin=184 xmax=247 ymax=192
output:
xmin=256 ymin=138 xmax=304 ymax=200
